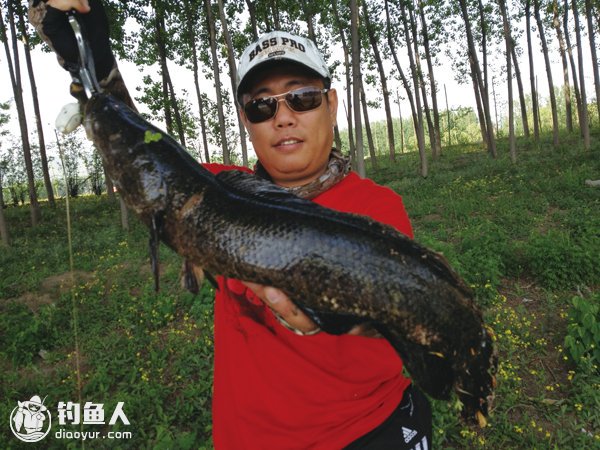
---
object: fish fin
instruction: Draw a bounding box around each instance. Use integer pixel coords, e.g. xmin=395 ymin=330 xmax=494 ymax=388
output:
xmin=203 ymin=270 xmax=219 ymax=289
xmin=180 ymin=260 xmax=204 ymax=294
xmin=215 ymin=170 xmax=313 ymax=206
xmin=149 ymin=215 xmax=162 ymax=292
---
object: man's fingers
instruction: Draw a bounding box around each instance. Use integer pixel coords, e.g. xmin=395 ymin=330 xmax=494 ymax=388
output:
xmin=347 ymin=323 xmax=383 ymax=338
xmin=241 ymin=282 xmax=319 ymax=334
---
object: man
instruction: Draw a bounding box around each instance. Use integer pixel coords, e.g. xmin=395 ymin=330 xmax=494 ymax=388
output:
xmin=30 ymin=1 xmax=432 ymax=448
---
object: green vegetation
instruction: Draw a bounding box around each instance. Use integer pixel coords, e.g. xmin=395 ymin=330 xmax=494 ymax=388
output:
xmin=1 ymin=135 xmax=599 ymax=448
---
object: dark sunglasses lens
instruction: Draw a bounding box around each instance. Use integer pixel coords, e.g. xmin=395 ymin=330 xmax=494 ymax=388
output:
xmin=245 ymin=98 xmax=278 ymax=123
xmin=287 ymin=89 xmax=323 ymax=112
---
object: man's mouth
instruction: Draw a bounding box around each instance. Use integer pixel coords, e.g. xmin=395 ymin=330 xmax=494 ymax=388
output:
xmin=276 ymin=138 xmax=302 ymax=147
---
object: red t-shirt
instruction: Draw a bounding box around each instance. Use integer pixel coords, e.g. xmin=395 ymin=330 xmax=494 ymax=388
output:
xmin=204 ymin=164 xmax=413 ymax=449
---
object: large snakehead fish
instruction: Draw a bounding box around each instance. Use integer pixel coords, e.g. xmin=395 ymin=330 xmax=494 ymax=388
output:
xmin=83 ymin=93 xmax=497 ymax=425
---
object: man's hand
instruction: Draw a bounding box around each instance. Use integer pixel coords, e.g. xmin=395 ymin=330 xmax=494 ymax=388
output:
xmin=46 ymin=0 xmax=90 ymax=13
xmin=242 ymin=282 xmax=320 ymax=335
xmin=242 ymin=282 xmax=382 ymax=338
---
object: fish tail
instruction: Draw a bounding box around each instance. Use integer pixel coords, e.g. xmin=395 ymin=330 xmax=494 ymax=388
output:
xmin=457 ymin=325 xmax=498 ymax=425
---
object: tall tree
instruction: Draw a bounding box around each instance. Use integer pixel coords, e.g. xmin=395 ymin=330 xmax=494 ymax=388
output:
xmin=584 ymin=0 xmax=600 ymax=122
xmin=331 ymin=1 xmax=356 ymax=162
xmin=553 ymin=0 xmax=574 ymax=132
xmin=526 ymin=0 xmax=541 ymax=140
xmin=406 ymin=0 xmax=438 ymax=158
xmin=0 ymin=100 xmax=10 ymax=246
xmin=2 ymin=0 xmax=41 ymax=225
xmin=350 ymin=0 xmax=365 ymax=177
xmin=217 ymin=0 xmax=248 ymax=166
xmin=362 ymin=0 xmax=396 ymax=161
xmin=360 ymin=83 xmax=378 ymax=169
xmin=534 ymin=0 xmax=560 ymax=146
xmin=16 ymin=3 xmax=55 ymax=206
xmin=418 ymin=0 xmax=443 ymax=157
xmin=152 ymin=0 xmax=186 ymax=146
xmin=563 ymin=0 xmax=582 ymax=130
xmin=510 ymin=45 xmax=530 ymax=137
xmin=397 ymin=0 xmax=429 ymax=173
xmin=458 ymin=0 xmax=497 ymax=157
xmin=572 ymin=0 xmax=590 ymax=149
xmin=204 ymin=0 xmax=230 ymax=163
xmin=384 ymin=0 xmax=425 ymax=167
xmin=499 ymin=0 xmax=516 ymax=162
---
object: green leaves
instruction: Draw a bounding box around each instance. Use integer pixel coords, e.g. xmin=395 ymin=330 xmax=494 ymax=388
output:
xmin=564 ymin=293 xmax=600 ymax=374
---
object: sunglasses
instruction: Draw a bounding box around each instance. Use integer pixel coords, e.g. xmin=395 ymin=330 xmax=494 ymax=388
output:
xmin=243 ymin=87 xmax=330 ymax=123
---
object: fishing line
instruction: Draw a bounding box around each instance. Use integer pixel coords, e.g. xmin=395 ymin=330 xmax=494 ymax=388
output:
xmin=56 ymin=130 xmax=85 ymax=448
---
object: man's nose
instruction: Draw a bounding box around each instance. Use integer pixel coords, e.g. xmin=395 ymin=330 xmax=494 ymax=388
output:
xmin=274 ymin=98 xmax=296 ymax=127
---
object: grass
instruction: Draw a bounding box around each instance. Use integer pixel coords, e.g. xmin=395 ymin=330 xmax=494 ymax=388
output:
xmin=1 ymin=133 xmax=599 ymax=448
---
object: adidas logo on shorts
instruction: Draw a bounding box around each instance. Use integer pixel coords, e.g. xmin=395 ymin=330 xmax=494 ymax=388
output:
xmin=402 ymin=426 xmax=417 ymax=443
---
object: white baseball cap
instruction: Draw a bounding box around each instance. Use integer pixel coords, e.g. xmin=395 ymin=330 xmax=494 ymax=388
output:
xmin=236 ymin=31 xmax=330 ymax=103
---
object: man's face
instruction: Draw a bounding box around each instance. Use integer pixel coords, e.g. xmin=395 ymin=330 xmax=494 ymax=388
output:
xmin=240 ymin=65 xmax=338 ymax=187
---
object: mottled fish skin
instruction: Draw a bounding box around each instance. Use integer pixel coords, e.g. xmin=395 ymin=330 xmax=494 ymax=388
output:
xmin=84 ymin=93 xmax=497 ymax=423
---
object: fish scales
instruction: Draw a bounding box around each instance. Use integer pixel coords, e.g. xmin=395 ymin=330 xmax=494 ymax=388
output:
xmin=85 ymin=93 xmax=497 ymax=424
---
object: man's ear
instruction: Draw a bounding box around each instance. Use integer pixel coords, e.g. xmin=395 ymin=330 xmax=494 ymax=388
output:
xmin=327 ymin=88 xmax=338 ymax=127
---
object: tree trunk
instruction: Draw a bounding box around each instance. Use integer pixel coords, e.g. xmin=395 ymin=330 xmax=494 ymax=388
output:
xmin=3 ymin=2 xmax=41 ymax=225
xmin=17 ymin=7 xmax=55 ymax=207
xmin=419 ymin=0 xmax=442 ymax=157
xmin=526 ymin=0 xmax=541 ymax=140
xmin=204 ymin=0 xmax=230 ymax=164
xmin=399 ymin=0 xmax=428 ymax=173
xmin=584 ymin=0 xmax=600 ymax=124
xmin=499 ymin=0 xmax=516 ymax=162
xmin=0 ymin=173 xmax=9 ymax=246
xmin=510 ymin=42 xmax=530 ymax=138
xmin=334 ymin=126 xmax=343 ymax=153
xmin=270 ymin=0 xmax=281 ymax=30
xmin=564 ymin=0 xmax=582 ymax=130
xmin=384 ymin=0 xmax=422 ymax=159
xmin=534 ymin=0 xmax=560 ymax=146
xmin=472 ymin=66 xmax=488 ymax=145
xmin=572 ymin=0 xmax=590 ymax=149
xmin=300 ymin=0 xmax=316 ymax=43
xmin=396 ymin=90 xmax=405 ymax=153
xmin=407 ymin=1 xmax=437 ymax=158
xmin=458 ymin=0 xmax=496 ymax=157
xmin=183 ymin=0 xmax=210 ymax=163
xmin=363 ymin=0 xmax=396 ymax=162
xmin=331 ymin=1 xmax=355 ymax=161
xmin=476 ymin=0 xmax=496 ymax=155
xmin=217 ymin=0 xmax=248 ymax=166
xmin=153 ymin=5 xmax=186 ymax=146
xmin=553 ymin=0 xmax=574 ymax=132
xmin=350 ymin=0 xmax=365 ymax=177
xmin=244 ymin=0 xmax=259 ymax=40
xmin=360 ymin=84 xmax=377 ymax=170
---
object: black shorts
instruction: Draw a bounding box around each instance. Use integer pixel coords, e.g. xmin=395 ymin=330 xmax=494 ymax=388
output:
xmin=344 ymin=385 xmax=432 ymax=450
